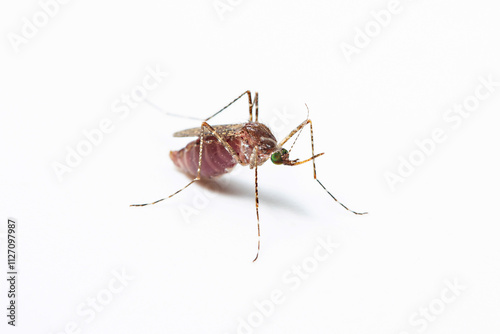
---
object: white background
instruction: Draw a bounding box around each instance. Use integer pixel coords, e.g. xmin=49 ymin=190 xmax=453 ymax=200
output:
xmin=1 ymin=0 xmax=500 ymax=333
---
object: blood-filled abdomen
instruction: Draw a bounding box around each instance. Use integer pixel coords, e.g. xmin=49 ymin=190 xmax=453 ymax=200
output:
xmin=169 ymin=136 xmax=240 ymax=179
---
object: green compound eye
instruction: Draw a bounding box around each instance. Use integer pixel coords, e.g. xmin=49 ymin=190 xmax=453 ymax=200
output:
xmin=271 ymin=148 xmax=288 ymax=165
xmin=271 ymin=152 xmax=282 ymax=164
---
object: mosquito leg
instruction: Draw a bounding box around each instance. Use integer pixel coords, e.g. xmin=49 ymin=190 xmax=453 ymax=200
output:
xmin=250 ymin=147 xmax=261 ymax=262
xmin=249 ymin=91 xmax=254 ymax=122
xmin=315 ymin=180 xmax=367 ymax=215
xmin=306 ymin=120 xmax=367 ymax=215
xmin=130 ymin=121 xmax=244 ymax=207
xmin=279 ymin=117 xmax=367 ymax=215
xmin=145 ymin=91 xmax=253 ymax=122
xmin=278 ymin=103 xmax=310 ymax=148
xmin=278 ymin=119 xmax=309 ymax=147
xmin=206 ymin=90 xmax=254 ymax=122
xmin=253 ymin=164 xmax=260 ymax=262
xmin=132 ymin=90 xmax=255 ymax=206
xmin=254 ymin=92 xmax=259 ymax=122
xmin=130 ymin=123 xmax=206 ymax=206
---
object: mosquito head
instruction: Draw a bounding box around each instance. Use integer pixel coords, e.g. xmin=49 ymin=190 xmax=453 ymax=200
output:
xmin=272 ymin=148 xmax=325 ymax=166
xmin=270 ymin=148 xmax=289 ymax=165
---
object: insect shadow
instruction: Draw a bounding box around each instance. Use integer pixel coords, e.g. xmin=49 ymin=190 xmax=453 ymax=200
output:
xmin=180 ymin=172 xmax=310 ymax=216
xmin=131 ymin=91 xmax=367 ymax=261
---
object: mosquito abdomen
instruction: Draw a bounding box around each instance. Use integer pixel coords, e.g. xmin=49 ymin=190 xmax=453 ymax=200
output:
xmin=170 ymin=136 xmax=240 ymax=179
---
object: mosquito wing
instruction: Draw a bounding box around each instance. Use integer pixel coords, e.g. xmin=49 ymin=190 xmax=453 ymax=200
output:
xmin=173 ymin=123 xmax=246 ymax=138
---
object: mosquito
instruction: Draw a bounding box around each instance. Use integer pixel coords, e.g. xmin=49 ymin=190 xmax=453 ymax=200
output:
xmin=131 ymin=91 xmax=367 ymax=261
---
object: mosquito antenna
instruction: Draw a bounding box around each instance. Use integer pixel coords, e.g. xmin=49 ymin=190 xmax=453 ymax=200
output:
xmin=145 ymin=99 xmax=205 ymax=121
xmin=288 ymin=104 xmax=310 ymax=154
xmin=288 ymin=126 xmax=304 ymax=154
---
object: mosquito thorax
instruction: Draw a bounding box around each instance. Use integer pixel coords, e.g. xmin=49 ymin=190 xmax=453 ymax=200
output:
xmin=271 ymin=148 xmax=289 ymax=165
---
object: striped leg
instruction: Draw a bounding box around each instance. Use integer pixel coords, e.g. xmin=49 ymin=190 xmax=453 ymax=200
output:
xmin=130 ymin=91 xmax=258 ymax=207
xmin=130 ymin=121 xmax=243 ymax=207
xmin=250 ymin=147 xmax=261 ymax=262
xmin=279 ymin=116 xmax=367 ymax=215
xmin=206 ymin=90 xmax=257 ymax=122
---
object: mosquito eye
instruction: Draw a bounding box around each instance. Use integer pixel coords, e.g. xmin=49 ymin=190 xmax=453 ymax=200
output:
xmin=271 ymin=149 xmax=288 ymax=165
xmin=271 ymin=151 xmax=283 ymax=164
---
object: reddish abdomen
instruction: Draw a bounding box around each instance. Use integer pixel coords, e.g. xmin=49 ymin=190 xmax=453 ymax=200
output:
xmin=169 ymin=136 xmax=240 ymax=179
